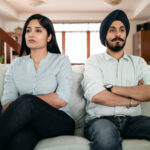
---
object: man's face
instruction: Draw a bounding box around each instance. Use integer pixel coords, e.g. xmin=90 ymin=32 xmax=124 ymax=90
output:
xmin=105 ymin=21 xmax=127 ymax=52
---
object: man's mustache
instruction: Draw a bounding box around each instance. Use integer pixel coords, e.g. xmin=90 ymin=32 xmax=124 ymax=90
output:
xmin=111 ymin=37 xmax=125 ymax=42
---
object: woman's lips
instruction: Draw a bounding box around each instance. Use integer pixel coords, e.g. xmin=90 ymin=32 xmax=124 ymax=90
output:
xmin=29 ymin=39 xmax=36 ymax=43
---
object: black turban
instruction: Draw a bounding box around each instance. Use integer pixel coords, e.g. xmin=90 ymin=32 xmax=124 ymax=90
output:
xmin=100 ymin=9 xmax=130 ymax=46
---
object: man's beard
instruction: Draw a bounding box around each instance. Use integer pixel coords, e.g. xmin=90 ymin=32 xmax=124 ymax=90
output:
xmin=105 ymin=37 xmax=126 ymax=52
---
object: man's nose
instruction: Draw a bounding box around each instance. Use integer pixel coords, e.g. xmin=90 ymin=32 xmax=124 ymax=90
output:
xmin=115 ymin=30 xmax=121 ymax=36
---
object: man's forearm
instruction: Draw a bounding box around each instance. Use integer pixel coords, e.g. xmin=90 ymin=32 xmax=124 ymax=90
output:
xmin=92 ymin=90 xmax=140 ymax=107
xmin=112 ymin=85 xmax=150 ymax=102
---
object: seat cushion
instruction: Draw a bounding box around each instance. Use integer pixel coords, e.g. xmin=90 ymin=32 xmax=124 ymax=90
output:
xmin=34 ymin=135 xmax=90 ymax=150
xmin=34 ymin=136 xmax=150 ymax=150
xmin=123 ymin=139 xmax=150 ymax=150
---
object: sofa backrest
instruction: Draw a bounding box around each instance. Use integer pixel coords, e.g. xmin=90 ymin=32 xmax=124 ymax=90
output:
xmin=70 ymin=65 xmax=86 ymax=131
xmin=0 ymin=64 xmax=9 ymax=101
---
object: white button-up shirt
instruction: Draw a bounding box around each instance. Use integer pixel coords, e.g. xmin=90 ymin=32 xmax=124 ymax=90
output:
xmin=82 ymin=52 xmax=150 ymax=122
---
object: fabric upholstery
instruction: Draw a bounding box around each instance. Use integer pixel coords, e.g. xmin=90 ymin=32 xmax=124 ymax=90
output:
xmin=0 ymin=64 xmax=9 ymax=101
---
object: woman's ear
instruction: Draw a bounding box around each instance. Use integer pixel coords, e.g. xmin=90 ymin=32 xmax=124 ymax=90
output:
xmin=47 ymin=34 xmax=52 ymax=42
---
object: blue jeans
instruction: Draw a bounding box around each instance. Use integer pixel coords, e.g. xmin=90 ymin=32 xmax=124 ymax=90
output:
xmin=0 ymin=94 xmax=75 ymax=150
xmin=84 ymin=115 xmax=150 ymax=150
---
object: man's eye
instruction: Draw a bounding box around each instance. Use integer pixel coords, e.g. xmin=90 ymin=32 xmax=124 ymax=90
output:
xmin=110 ymin=29 xmax=115 ymax=32
xmin=120 ymin=29 xmax=125 ymax=32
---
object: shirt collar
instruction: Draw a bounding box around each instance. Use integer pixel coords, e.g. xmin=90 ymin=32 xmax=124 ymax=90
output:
xmin=27 ymin=52 xmax=51 ymax=62
xmin=104 ymin=52 xmax=129 ymax=61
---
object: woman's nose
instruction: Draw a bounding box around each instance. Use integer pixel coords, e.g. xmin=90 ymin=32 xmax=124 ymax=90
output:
xmin=28 ymin=31 xmax=34 ymax=37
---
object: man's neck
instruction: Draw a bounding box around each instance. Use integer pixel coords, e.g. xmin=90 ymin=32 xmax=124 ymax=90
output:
xmin=106 ymin=48 xmax=124 ymax=61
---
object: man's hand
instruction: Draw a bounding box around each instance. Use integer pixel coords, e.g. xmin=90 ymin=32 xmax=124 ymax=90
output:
xmin=130 ymin=99 xmax=141 ymax=107
xmin=138 ymin=79 xmax=144 ymax=86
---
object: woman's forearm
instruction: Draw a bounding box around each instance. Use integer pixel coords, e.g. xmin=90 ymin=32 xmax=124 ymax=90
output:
xmin=37 ymin=93 xmax=67 ymax=108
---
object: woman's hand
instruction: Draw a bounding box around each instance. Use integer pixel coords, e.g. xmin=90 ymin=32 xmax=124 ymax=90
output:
xmin=2 ymin=102 xmax=12 ymax=111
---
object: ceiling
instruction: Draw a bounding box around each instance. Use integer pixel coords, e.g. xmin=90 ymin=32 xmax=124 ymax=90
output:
xmin=1 ymin=0 xmax=150 ymax=22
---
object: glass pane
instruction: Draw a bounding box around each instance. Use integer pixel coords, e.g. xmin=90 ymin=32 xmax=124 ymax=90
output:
xmin=90 ymin=31 xmax=106 ymax=56
xmin=65 ymin=32 xmax=87 ymax=63
xmin=55 ymin=32 xmax=62 ymax=53
xmin=89 ymin=23 xmax=100 ymax=31
xmin=54 ymin=24 xmax=64 ymax=32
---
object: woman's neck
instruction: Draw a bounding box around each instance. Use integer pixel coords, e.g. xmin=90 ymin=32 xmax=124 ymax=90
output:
xmin=30 ymin=49 xmax=48 ymax=63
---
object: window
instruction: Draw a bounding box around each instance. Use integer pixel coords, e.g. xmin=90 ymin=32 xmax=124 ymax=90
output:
xmin=90 ymin=32 xmax=106 ymax=56
xmin=65 ymin=32 xmax=87 ymax=63
xmin=55 ymin=32 xmax=62 ymax=53
xmin=54 ymin=23 xmax=106 ymax=63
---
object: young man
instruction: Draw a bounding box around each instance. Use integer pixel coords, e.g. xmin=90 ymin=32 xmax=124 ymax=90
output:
xmin=82 ymin=9 xmax=150 ymax=150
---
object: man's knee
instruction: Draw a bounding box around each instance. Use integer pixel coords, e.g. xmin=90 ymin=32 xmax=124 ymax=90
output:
xmin=88 ymin=119 xmax=122 ymax=150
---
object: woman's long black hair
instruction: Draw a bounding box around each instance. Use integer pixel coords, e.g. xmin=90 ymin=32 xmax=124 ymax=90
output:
xmin=19 ymin=14 xmax=61 ymax=56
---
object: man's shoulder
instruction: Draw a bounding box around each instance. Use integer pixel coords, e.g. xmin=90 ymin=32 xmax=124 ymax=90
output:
xmin=87 ymin=53 xmax=105 ymax=62
xmin=126 ymin=54 xmax=146 ymax=63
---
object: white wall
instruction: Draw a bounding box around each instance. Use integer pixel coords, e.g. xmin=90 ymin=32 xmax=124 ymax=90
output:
xmin=4 ymin=21 xmax=24 ymax=32
xmin=125 ymin=20 xmax=141 ymax=54
xmin=0 ymin=19 xmax=5 ymax=29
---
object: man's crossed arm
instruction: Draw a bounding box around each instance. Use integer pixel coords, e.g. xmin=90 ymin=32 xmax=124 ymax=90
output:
xmin=91 ymin=80 xmax=150 ymax=107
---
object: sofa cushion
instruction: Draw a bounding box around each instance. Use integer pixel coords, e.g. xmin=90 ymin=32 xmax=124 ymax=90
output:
xmin=123 ymin=139 xmax=150 ymax=150
xmin=34 ymin=135 xmax=90 ymax=150
xmin=34 ymin=135 xmax=150 ymax=150
xmin=70 ymin=65 xmax=86 ymax=135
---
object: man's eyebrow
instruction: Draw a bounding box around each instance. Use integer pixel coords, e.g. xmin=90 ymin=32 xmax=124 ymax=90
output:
xmin=109 ymin=26 xmax=125 ymax=29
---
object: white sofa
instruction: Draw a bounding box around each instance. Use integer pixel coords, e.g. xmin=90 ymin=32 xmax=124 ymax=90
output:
xmin=0 ymin=64 xmax=150 ymax=150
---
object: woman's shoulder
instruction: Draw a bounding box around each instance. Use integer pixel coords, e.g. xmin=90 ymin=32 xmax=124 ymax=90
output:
xmin=49 ymin=53 xmax=69 ymax=61
xmin=10 ymin=55 xmax=29 ymax=67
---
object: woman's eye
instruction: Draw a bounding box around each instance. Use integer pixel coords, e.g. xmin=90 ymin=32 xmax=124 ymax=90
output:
xmin=36 ymin=29 xmax=42 ymax=32
xmin=26 ymin=29 xmax=31 ymax=33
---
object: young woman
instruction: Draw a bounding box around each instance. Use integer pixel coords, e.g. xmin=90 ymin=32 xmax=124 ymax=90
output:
xmin=0 ymin=14 xmax=75 ymax=150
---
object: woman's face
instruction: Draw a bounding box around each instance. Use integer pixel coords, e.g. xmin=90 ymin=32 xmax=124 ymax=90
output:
xmin=25 ymin=19 xmax=51 ymax=51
